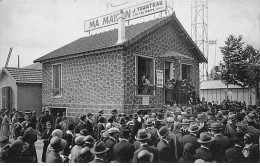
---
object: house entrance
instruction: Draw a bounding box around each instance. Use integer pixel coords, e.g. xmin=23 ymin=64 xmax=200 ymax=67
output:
xmin=48 ymin=107 xmax=67 ymax=127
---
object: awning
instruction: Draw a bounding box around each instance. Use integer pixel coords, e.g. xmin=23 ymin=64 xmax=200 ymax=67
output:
xmin=160 ymin=51 xmax=194 ymax=62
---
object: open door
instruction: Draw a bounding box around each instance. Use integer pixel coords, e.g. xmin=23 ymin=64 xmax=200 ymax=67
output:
xmin=49 ymin=107 xmax=67 ymax=127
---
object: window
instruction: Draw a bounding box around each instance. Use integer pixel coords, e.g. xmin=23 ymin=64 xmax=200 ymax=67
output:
xmin=52 ymin=64 xmax=62 ymax=97
xmin=181 ymin=64 xmax=193 ymax=81
xmin=136 ymin=56 xmax=154 ymax=95
xmin=165 ymin=62 xmax=170 ymax=84
xmin=164 ymin=62 xmax=174 ymax=85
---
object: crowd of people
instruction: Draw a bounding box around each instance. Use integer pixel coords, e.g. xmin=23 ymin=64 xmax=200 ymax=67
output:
xmin=0 ymin=99 xmax=259 ymax=163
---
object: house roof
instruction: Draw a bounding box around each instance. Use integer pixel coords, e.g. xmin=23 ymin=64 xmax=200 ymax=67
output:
xmin=2 ymin=67 xmax=42 ymax=84
xmin=23 ymin=63 xmax=42 ymax=70
xmin=34 ymin=13 xmax=207 ymax=63
xmin=200 ymin=80 xmax=244 ymax=90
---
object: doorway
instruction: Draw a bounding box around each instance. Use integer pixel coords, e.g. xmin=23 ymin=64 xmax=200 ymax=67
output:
xmin=48 ymin=107 xmax=67 ymax=127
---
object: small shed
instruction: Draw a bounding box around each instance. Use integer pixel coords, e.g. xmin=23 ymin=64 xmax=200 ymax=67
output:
xmin=200 ymin=80 xmax=256 ymax=105
xmin=0 ymin=67 xmax=42 ymax=115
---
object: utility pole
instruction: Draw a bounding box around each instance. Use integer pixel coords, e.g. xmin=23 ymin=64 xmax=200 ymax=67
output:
xmin=5 ymin=47 xmax=13 ymax=67
xmin=18 ymin=55 xmax=20 ymax=68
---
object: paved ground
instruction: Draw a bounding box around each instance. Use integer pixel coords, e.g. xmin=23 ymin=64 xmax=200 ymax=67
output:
xmin=35 ymin=138 xmax=44 ymax=163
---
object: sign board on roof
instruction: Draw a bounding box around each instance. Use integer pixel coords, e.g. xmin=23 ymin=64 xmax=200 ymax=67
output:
xmin=84 ymin=0 xmax=166 ymax=32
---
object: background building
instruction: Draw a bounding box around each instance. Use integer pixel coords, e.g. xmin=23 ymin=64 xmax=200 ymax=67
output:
xmin=200 ymin=80 xmax=256 ymax=105
xmin=0 ymin=67 xmax=42 ymax=115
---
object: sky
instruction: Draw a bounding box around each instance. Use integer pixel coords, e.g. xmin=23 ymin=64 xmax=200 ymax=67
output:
xmin=0 ymin=0 xmax=259 ymax=72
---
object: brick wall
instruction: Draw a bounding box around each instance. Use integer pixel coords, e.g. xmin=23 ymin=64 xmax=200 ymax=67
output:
xmin=42 ymin=22 xmax=200 ymax=116
xmin=42 ymin=51 xmax=125 ymax=116
xmin=124 ymin=22 xmax=200 ymax=111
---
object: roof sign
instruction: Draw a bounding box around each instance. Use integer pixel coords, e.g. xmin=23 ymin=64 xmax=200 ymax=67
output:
xmin=84 ymin=0 xmax=166 ymax=32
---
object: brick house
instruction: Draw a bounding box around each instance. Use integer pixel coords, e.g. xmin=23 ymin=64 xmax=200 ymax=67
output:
xmin=34 ymin=13 xmax=207 ymax=117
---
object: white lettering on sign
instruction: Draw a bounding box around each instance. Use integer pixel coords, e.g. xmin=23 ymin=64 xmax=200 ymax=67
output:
xmin=84 ymin=0 xmax=166 ymax=31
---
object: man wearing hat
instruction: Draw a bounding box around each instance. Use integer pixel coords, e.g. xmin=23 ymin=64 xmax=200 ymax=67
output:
xmin=133 ymin=129 xmax=159 ymax=163
xmin=119 ymin=117 xmax=130 ymax=132
xmin=93 ymin=110 xmax=104 ymax=132
xmin=242 ymin=133 xmax=259 ymax=163
xmin=195 ymin=132 xmax=214 ymax=162
xmin=0 ymin=139 xmax=25 ymax=163
xmin=86 ymin=113 xmax=94 ymax=135
xmin=70 ymin=135 xmax=85 ymax=163
xmin=112 ymin=129 xmax=135 ymax=163
xmin=55 ymin=113 xmax=62 ymax=129
xmin=145 ymin=119 xmax=159 ymax=147
xmin=29 ymin=111 xmax=37 ymax=130
xmin=111 ymin=109 xmax=119 ymax=123
xmin=90 ymin=141 xmax=109 ymax=163
xmin=157 ymin=126 xmax=176 ymax=162
xmin=181 ymin=119 xmax=190 ymax=136
xmin=132 ymin=113 xmax=142 ymax=137
xmin=41 ymin=109 xmax=52 ymax=131
xmin=197 ymin=113 xmax=208 ymax=135
xmin=96 ymin=116 xmax=106 ymax=141
xmin=224 ymin=132 xmax=246 ymax=163
xmin=171 ymin=122 xmax=183 ymax=160
xmin=13 ymin=117 xmax=23 ymax=140
xmin=224 ymin=114 xmax=237 ymax=140
xmin=41 ymin=121 xmax=53 ymax=162
xmin=77 ymin=146 xmax=94 ymax=163
xmin=38 ymin=109 xmax=45 ymax=134
xmin=245 ymin=116 xmax=260 ymax=144
xmin=105 ymin=127 xmax=120 ymax=162
xmin=46 ymin=136 xmax=68 ymax=163
xmin=22 ymin=122 xmax=38 ymax=163
xmin=209 ymin=122 xmax=229 ymax=163
xmin=236 ymin=122 xmax=247 ymax=134
xmin=154 ymin=110 xmax=164 ymax=129
xmin=182 ymin=122 xmax=200 ymax=150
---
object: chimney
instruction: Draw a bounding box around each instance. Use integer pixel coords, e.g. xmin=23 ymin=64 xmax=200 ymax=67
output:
xmin=116 ymin=9 xmax=126 ymax=44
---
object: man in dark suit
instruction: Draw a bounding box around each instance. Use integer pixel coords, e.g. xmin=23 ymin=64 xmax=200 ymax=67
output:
xmin=93 ymin=110 xmax=104 ymax=135
xmin=224 ymin=114 xmax=237 ymax=139
xmin=29 ymin=111 xmax=37 ymax=130
xmin=132 ymin=113 xmax=142 ymax=136
xmin=180 ymin=119 xmax=190 ymax=136
xmin=112 ymin=129 xmax=135 ymax=162
xmin=246 ymin=120 xmax=260 ymax=144
xmin=182 ymin=122 xmax=200 ymax=150
xmin=145 ymin=119 xmax=159 ymax=147
xmin=225 ymin=132 xmax=246 ymax=163
xmin=197 ymin=113 xmax=208 ymax=136
xmin=105 ymin=127 xmax=120 ymax=162
xmin=41 ymin=109 xmax=52 ymax=130
xmin=133 ymin=129 xmax=159 ymax=163
xmin=41 ymin=121 xmax=53 ymax=162
xmin=96 ymin=116 xmax=106 ymax=140
xmin=210 ymin=122 xmax=229 ymax=163
xmin=195 ymin=132 xmax=214 ymax=162
xmin=157 ymin=126 xmax=176 ymax=162
xmin=90 ymin=141 xmax=109 ymax=163
xmin=171 ymin=122 xmax=183 ymax=161
xmin=22 ymin=122 xmax=38 ymax=163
